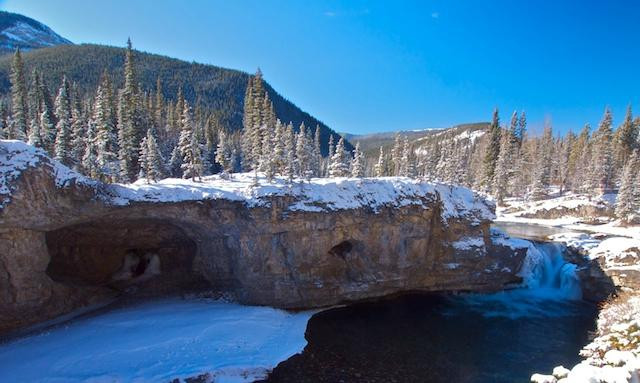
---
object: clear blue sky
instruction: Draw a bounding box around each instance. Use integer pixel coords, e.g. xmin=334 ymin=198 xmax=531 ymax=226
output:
xmin=2 ymin=0 xmax=639 ymax=135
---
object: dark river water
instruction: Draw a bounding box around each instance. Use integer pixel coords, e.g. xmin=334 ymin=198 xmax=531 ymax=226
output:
xmin=263 ymin=293 xmax=597 ymax=383
xmin=263 ymin=240 xmax=598 ymax=383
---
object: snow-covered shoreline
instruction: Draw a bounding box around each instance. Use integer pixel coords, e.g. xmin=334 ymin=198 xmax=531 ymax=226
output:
xmin=0 ymin=298 xmax=314 ymax=383
xmin=497 ymin=197 xmax=640 ymax=382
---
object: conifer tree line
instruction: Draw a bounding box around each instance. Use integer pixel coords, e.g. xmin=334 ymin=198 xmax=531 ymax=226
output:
xmin=0 ymin=41 xmax=354 ymax=183
xmin=1 ymin=41 xmax=639 ymax=221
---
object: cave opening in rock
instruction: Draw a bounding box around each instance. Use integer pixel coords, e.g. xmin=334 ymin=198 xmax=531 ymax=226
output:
xmin=329 ymin=240 xmax=353 ymax=259
xmin=45 ymin=219 xmax=200 ymax=293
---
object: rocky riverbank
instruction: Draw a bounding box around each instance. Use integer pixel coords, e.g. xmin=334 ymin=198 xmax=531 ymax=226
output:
xmin=0 ymin=140 xmax=527 ymax=335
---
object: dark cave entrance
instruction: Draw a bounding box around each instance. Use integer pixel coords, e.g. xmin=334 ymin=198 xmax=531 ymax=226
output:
xmin=45 ymin=219 xmax=201 ymax=293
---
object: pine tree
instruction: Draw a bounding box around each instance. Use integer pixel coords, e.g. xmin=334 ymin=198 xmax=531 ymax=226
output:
xmin=168 ymin=146 xmax=182 ymax=178
xmin=178 ymin=101 xmax=203 ymax=181
xmin=483 ymin=108 xmax=501 ymax=191
xmin=313 ymin=125 xmax=322 ymax=176
xmin=614 ymin=106 xmax=638 ymax=177
xmin=138 ymin=134 xmax=150 ymax=182
xmin=215 ymin=130 xmax=233 ymax=175
xmin=329 ymin=136 xmax=350 ymax=177
xmin=183 ymin=131 xmax=203 ymax=181
xmin=272 ymin=120 xmax=285 ymax=174
xmin=53 ymin=76 xmax=73 ymax=166
xmin=70 ymin=99 xmax=85 ymax=169
xmin=117 ymin=39 xmax=143 ymax=183
xmin=284 ymin=122 xmax=296 ymax=182
xmin=391 ymin=134 xmax=403 ymax=176
xmin=615 ymin=150 xmax=639 ymax=223
xmin=40 ymin=97 xmax=56 ymax=154
xmin=590 ymin=108 xmax=615 ymax=195
xmin=374 ymin=146 xmax=387 ymax=177
xmin=296 ymin=123 xmax=313 ymax=180
xmin=94 ymin=77 xmax=118 ymax=181
xmin=138 ymin=129 xmax=164 ymax=182
xmin=530 ymin=123 xmax=554 ymax=200
xmin=492 ymin=128 xmax=514 ymax=204
xmin=27 ymin=118 xmax=42 ymax=147
xmin=351 ymin=142 xmax=365 ymax=177
xmin=517 ymin=111 xmax=527 ymax=147
xmin=9 ymin=48 xmax=28 ymax=140
xmin=82 ymin=120 xmax=99 ymax=178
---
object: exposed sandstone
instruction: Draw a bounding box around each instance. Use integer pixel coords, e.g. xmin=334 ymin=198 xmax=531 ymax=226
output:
xmin=0 ymin=141 xmax=527 ymax=335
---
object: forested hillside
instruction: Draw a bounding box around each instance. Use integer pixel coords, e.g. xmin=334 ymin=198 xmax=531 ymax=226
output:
xmin=0 ymin=43 xmax=348 ymax=154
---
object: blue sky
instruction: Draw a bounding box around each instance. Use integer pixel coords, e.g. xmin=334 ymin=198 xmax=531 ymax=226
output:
xmin=2 ymin=0 xmax=639 ymax=135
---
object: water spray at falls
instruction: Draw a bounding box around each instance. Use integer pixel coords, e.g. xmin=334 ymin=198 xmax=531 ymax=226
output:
xmin=452 ymin=240 xmax=584 ymax=319
xmin=518 ymin=242 xmax=582 ymax=300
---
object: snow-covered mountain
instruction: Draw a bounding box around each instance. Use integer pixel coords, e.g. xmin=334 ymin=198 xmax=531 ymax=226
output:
xmin=0 ymin=11 xmax=71 ymax=55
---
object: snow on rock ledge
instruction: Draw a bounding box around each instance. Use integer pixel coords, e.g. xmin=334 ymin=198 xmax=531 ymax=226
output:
xmin=1 ymin=139 xmax=494 ymax=224
xmin=107 ymin=174 xmax=495 ymax=223
xmin=0 ymin=140 xmax=96 ymax=207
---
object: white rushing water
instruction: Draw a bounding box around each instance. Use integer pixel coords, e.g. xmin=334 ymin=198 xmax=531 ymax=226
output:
xmin=454 ymin=241 xmax=584 ymax=319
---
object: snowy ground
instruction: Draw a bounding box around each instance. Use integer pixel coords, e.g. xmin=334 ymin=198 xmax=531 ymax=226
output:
xmin=0 ymin=298 xmax=313 ymax=383
xmin=0 ymin=140 xmax=493 ymax=223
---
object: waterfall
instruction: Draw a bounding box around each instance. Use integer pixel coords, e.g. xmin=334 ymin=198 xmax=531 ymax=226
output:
xmin=452 ymin=240 xmax=583 ymax=318
xmin=519 ymin=242 xmax=582 ymax=300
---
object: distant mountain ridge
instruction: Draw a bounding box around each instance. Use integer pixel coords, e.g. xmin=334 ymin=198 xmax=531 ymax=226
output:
xmin=346 ymin=123 xmax=488 ymax=158
xmin=0 ymin=11 xmax=71 ymax=54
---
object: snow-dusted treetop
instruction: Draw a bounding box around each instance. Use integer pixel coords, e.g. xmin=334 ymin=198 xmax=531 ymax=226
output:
xmin=0 ymin=140 xmax=495 ymax=223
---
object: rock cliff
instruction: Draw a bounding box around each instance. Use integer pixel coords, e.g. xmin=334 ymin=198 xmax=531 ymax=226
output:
xmin=0 ymin=141 xmax=527 ymax=334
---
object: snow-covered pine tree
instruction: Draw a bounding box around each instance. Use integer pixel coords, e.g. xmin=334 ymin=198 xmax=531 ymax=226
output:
xmin=374 ymin=146 xmax=387 ymax=177
xmin=82 ymin=120 xmax=99 ymax=178
xmin=482 ymin=108 xmax=501 ymax=191
xmin=70 ymin=99 xmax=86 ymax=170
xmin=351 ymin=142 xmax=365 ymax=177
xmin=117 ymin=39 xmax=144 ymax=183
xmin=272 ymin=120 xmax=285 ymax=175
xmin=296 ymin=123 xmax=313 ymax=180
xmin=9 ymin=48 xmax=28 ymax=141
xmin=313 ymin=125 xmax=322 ymax=177
xmin=284 ymin=122 xmax=296 ymax=182
xmin=329 ymin=136 xmax=350 ymax=177
xmin=27 ymin=118 xmax=42 ymax=147
xmin=215 ymin=130 xmax=233 ymax=176
xmin=182 ymin=129 xmax=203 ymax=181
xmin=137 ymin=135 xmax=149 ymax=182
xmin=93 ymin=80 xmax=118 ymax=182
xmin=614 ymin=106 xmax=638 ymax=178
xmin=260 ymin=119 xmax=276 ymax=181
xmin=492 ymin=127 xmax=515 ymax=204
xmin=326 ymin=134 xmax=335 ymax=177
xmin=145 ymin=129 xmax=164 ymax=182
xmin=517 ymin=111 xmax=527 ymax=148
xmin=54 ymin=76 xmax=73 ymax=166
xmin=40 ymin=99 xmax=56 ymax=154
xmin=615 ymin=150 xmax=639 ymax=223
xmin=529 ymin=123 xmax=553 ymax=200
xmin=168 ymin=146 xmax=182 ymax=177
xmin=391 ymin=134 xmax=403 ymax=176
xmin=589 ymin=108 xmax=614 ymax=195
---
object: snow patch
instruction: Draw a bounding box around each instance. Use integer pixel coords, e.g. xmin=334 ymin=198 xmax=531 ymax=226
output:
xmin=0 ymin=298 xmax=314 ymax=383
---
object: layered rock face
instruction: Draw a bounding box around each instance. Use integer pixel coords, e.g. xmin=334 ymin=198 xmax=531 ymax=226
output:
xmin=0 ymin=141 xmax=526 ymax=335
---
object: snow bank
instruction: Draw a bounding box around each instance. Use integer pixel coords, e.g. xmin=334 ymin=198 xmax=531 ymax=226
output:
xmin=0 ymin=298 xmax=314 ymax=383
xmin=0 ymin=140 xmax=95 ymax=207
xmin=109 ymin=174 xmax=494 ymax=222
xmin=0 ymin=140 xmax=494 ymax=222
